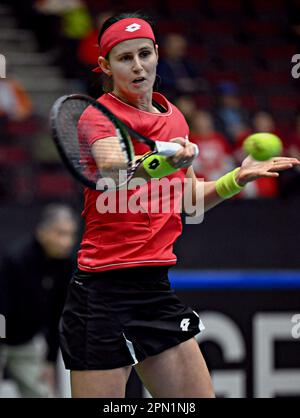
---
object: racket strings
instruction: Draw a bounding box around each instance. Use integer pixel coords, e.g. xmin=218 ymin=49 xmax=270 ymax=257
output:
xmin=55 ymin=98 xmax=132 ymax=187
xmin=91 ymin=138 xmax=130 ymax=185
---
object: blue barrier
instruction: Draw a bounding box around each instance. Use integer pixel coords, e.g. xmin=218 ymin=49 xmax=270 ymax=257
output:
xmin=169 ymin=270 xmax=300 ymax=289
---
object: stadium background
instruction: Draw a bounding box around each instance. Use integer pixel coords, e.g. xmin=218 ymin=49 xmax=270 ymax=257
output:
xmin=0 ymin=0 xmax=300 ymax=397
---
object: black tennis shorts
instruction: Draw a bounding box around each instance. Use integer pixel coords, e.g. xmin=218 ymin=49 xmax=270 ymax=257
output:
xmin=59 ymin=266 xmax=204 ymax=370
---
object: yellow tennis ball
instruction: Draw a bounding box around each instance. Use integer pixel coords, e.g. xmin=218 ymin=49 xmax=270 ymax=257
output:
xmin=243 ymin=132 xmax=283 ymax=161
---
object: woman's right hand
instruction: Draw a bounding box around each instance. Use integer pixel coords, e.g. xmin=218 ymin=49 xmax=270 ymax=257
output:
xmin=166 ymin=137 xmax=198 ymax=168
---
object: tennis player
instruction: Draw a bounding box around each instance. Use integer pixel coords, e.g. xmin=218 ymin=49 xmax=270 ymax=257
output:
xmin=59 ymin=12 xmax=299 ymax=398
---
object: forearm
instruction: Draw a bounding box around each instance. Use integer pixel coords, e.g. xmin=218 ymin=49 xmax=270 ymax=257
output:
xmin=203 ymin=181 xmax=225 ymax=212
xmin=186 ymin=180 xmax=224 ymax=215
xmin=184 ymin=167 xmax=244 ymax=216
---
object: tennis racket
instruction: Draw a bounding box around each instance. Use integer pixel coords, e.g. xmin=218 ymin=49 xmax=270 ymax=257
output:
xmin=50 ymin=94 xmax=198 ymax=190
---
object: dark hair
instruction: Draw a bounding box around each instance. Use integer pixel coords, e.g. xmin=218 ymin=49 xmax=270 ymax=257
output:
xmin=98 ymin=12 xmax=156 ymax=93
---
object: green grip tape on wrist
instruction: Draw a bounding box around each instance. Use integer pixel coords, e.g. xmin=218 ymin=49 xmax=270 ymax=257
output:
xmin=142 ymin=154 xmax=178 ymax=178
xmin=215 ymin=168 xmax=245 ymax=199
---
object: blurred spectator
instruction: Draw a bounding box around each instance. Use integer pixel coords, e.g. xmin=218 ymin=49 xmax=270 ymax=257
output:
xmin=236 ymin=110 xmax=281 ymax=198
xmin=0 ymin=76 xmax=34 ymax=203
xmin=174 ymin=95 xmax=197 ymax=127
xmin=157 ymin=33 xmax=204 ymax=99
xmin=78 ymin=11 xmax=113 ymax=69
xmin=287 ymin=0 xmax=300 ymax=46
xmin=4 ymin=0 xmax=60 ymax=53
xmin=287 ymin=112 xmax=300 ymax=159
xmin=31 ymin=0 xmax=63 ymax=52
xmin=190 ymin=110 xmax=235 ymax=181
xmin=279 ymin=111 xmax=300 ymax=197
xmin=77 ymin=10 xmax=113 ymax=96
xmin=34 ymin=0 xmax=92 ymax=78
xmin=59 ymin=0 xmax=92 ymax=40
xmin=252 ymin=111 xmax=281 ymax=136
xmin=58 ymin=0 xmax=92 ymax=78
xmin=0 ymin=77 xmax=33 ymax=124
xmin=214 ymin=81 xmax=250 ymax=144
xmin=0 ymin=204 xmax=78 ymax=397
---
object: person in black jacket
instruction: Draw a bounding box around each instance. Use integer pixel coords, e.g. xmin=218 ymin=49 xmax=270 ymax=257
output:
xmin=0 ymin=204 xmax=78 ymax=397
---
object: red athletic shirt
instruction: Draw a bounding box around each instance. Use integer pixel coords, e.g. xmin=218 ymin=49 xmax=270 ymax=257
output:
xmin=77 ymin=92 xmax=189 ymax=272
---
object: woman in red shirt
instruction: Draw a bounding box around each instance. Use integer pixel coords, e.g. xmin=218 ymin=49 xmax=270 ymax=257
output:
xmin=59 ymin=12 xmax=299 ymax=398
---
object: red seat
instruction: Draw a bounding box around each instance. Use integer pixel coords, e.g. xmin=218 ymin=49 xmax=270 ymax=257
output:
xmin=244 ymin=21 xmax=281 ymax=37
xmin=165 ymin=0 xmax=200 ymax=12
xmin=209 ymin=0 xmax=243 ymax=14
xmin=251 ymin=0 xmax=285 ymax=13
xmin=0 ymin=145 xmax=27 ymax=165
xmin=219 ymin=45 xmax=253 ymax=60
xmin=262 ymin=45 xmax=297 ymax=61
xmin=268 ymin=95 xmax=300 ymax=111
xmin=194 ymin=94 xmax=213 ymax=108
xmin=240 ymin=95 xmax=258 ymax=111
xmin=203 ymin=69 xmax=241 ymax=84
xmin=186 ymin=45 xmax=209 ymax=60
xmin=277 ymin=121 xmax=293 ymax=135
xmin=122 ymin=0 xmax=158 ymax=9
xmin=35 ymin=171 xmax=76 ymax=199
xmin=158 ymin=20 xmax=188 ymax=35
xmin=84 ymin=0 xmax=111 ymax=11
xmin=198 ymin=20 xmax=234 ymax=35
xmin=252 ymin=70 xmax=289 ymax=85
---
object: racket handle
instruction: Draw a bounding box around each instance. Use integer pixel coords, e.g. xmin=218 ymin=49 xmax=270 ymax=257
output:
xmin=156 ymin=141 xmax=199 ymax=157
xmin=155 ymin=141 xmax=181 ymax=156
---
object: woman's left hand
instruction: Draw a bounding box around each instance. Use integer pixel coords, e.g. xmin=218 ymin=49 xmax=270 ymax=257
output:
xmin=235 ymin=155 xmax=300 ymax=186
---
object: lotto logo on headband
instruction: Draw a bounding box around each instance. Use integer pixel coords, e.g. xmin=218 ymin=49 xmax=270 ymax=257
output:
xmin=125 ymin=23 xmax=141 ymax=32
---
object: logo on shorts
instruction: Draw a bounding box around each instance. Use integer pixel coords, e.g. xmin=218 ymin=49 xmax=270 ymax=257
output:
xmin=125 ymin=23 xmax=141 ymax=32
xmin=180 ymin=318 xmax=190 ymax=332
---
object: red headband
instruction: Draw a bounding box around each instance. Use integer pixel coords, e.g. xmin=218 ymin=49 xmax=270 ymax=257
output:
xmin=92 ymin=18 xmax=156 ymax=73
